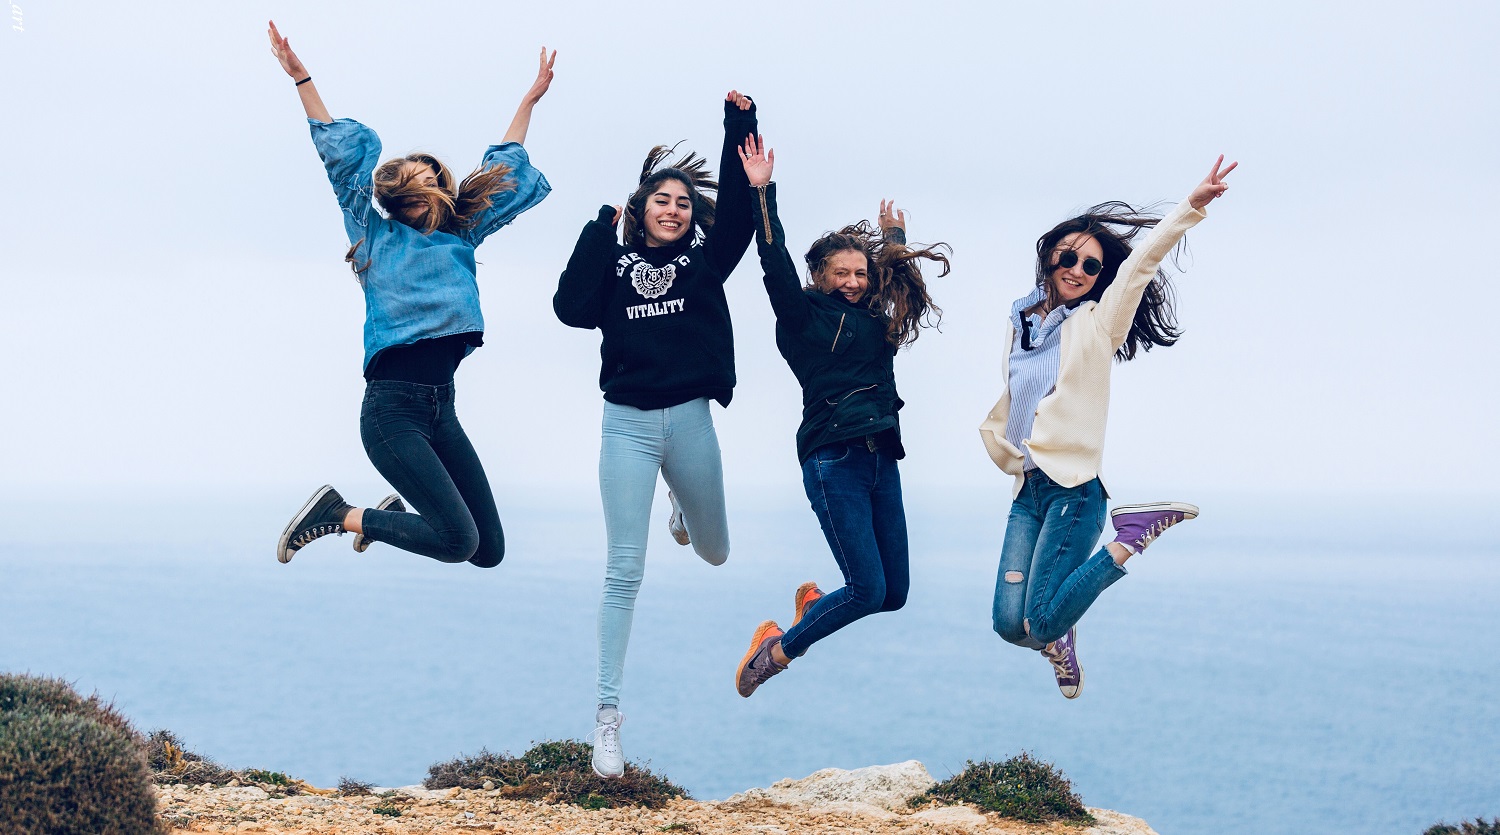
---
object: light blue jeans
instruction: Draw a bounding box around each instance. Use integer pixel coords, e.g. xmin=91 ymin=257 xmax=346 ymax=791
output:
xmin=993 ymin=470 xmax=1126 ymax=649
xmin=597 ymin=398 xmax=731 ymax=707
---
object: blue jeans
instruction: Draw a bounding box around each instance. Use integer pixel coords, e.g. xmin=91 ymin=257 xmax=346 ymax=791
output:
xmin=596 ymin=398 xmax=731 ymax=706
xmin=357 ymin=381 xmax=505 ymax=567
xmin=779 ymin=441 xmax=909 ymax=659
xmin=993 ymin=471 xmax=1124 ymax=649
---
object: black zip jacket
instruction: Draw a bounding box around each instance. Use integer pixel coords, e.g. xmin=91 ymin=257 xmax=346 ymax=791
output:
xmin=553 ymin=99 xmax=758 ymax=409
xmin=750 ymin=182 xmax=906 ymax=464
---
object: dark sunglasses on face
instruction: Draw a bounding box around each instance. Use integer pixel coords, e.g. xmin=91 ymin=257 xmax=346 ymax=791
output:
xmin=1055 ymin=250 xmax=1104 ymax=277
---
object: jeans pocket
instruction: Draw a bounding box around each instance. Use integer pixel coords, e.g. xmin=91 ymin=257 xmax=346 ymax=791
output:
xmin=814 ymin=442 xmax=853 ymax=465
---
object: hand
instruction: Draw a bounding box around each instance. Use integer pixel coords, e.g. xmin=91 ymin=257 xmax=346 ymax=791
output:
xmin=267 ymin=20 xmax=308 ymax=80
xmin=726 ymin=89 xmax=753 ymax=111
xmin=1189 ymin=155 xmax=1238 ymax=210
xmin=523 ymin=47 xmax=557 ymax=105
xmin=739 ymin=133 xmax=774 ymax=186
xmin=611 ymin=205 xmax=622 ymax=226
xmin=878 ymin=199 xmax=907 ymax=234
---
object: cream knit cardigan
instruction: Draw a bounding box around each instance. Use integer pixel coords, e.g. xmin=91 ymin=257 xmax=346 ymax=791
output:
xmin=980 ymin=198 xmax=1207 ymax=498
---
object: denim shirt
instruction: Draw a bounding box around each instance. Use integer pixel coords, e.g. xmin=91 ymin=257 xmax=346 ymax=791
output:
xmin=309 ymin=118 xmax=552 ymax=372
xmin=1005 ymin=284 xmax=1077 ymax=471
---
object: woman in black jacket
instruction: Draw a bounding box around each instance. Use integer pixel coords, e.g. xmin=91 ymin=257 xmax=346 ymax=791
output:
xmin=553 ymin=92 xmax=758 ymax=776
xmin=730 ymin=136 xmax=949 ymax=697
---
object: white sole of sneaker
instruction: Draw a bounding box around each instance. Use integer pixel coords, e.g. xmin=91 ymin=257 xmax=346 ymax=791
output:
xmin=277 ymin=484 xmax=335 ymax=564
xmin=1110 ymin=501 xmax=1199 ymax=520
xmin=353 ymin=493 xmax=403 ymax=553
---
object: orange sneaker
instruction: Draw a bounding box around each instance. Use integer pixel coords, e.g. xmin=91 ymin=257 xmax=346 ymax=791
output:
xmin=735 ymin=620 xmax=787 ymax=698
xmin=792 ymin=582 xmax=824 ymax=627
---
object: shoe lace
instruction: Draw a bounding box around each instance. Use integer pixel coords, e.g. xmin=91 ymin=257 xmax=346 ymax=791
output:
xmin=291 ymin=524 xmax=343 ymax=549
xmin=1042 ymin=643 xmax=1076 ymax=679
xmin=747 ymin=647 xmax=786 ymax=687
xmin=1133 ymin=514 xmax=1182 ymax=550
xmin=588 ymin=719 xmax=621 ymax=756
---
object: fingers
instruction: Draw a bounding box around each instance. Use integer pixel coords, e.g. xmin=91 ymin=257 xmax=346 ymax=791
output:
xmin=766 ymin=147 xmax=774 ymax=165
xmin=1219 ymin=160 xmax=1239 ymax=180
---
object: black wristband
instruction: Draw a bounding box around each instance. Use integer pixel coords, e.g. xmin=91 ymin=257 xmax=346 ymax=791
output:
xmin=295 ymin=76 xmax=312 ymax=86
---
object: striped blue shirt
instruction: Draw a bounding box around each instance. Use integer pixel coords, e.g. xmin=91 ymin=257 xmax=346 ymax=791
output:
xmin=1005 ymin=285 xmax=1077 ymax=471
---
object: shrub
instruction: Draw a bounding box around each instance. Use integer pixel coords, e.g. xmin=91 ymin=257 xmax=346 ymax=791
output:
xmin=0 ymin=709 xmax=166 ymax=835
xmin=143 ymin=729 xmax=236 ymax=786
xmin=1426 ymin=820 xmax=1500 ymax=835
xmin=425 ymin=739 xmax=688 ymax=809
xmin=0 ymin=672 xmax=136 ymax=737
xmin=913 ymin=753 xmax=1095 ymax=825
xmin=338 ymin=776 xmax=374 ymax=796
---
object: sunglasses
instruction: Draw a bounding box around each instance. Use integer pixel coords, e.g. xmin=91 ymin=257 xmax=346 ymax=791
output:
xmin=1055 ymin=250 xmax=1103 ymax=277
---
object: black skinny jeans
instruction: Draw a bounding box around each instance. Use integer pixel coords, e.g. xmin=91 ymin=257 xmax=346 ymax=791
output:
xmin=358 ymin=381 xmax=505 ymax=567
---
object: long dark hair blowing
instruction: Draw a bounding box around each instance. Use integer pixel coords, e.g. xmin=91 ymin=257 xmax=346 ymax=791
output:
xmin=805 ymin=221 xmax=950 ymax=348
xmin=1037 ymin=201 xmax=1183 ymax=362
xmin=621 ymin=143 xmax=718 ymax=247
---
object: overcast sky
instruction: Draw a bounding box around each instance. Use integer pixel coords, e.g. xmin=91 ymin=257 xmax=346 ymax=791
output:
xmin=2 ymin=0 xmax=1496 ymax=506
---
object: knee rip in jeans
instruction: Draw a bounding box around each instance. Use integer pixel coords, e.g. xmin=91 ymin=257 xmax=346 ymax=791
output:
xmin=1004 ymin=570 xmax=1024 ymax=584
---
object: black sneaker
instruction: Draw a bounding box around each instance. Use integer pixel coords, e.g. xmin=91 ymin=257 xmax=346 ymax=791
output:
xmin=352 ymin=493 xmax=405 ymax=553
xmin=277 ymin=485 xmax=352 ymax=564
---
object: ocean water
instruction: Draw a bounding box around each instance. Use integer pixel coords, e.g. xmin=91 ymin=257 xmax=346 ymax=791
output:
xmin=0 ymin=489 xmax=1495 ymax=835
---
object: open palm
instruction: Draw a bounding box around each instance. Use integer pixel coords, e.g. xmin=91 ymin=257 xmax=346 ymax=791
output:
xmin=739 ymin=133 xmax=774 ymax=187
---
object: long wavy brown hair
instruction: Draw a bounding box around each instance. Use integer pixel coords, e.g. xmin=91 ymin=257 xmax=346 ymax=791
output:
xmin=621 ymin=143 xmax=718 ymax=247
xmin=1035 ymin=201 xmax=1182 ymax=362
xmin=345 ymin=152 xmax=518 ymax=274
xmin=804 ymin=221 xmax=950 ymax=348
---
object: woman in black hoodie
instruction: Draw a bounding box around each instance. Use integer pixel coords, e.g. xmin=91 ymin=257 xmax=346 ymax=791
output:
xmin=553 ymin=91 xmax=757 ymax=777
xmin=729 ymin=136 xmax=949 ymax=698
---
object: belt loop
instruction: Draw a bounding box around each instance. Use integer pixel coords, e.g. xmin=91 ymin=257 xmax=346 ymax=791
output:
xmin=865 ymin=434 xmax=878 ymax=453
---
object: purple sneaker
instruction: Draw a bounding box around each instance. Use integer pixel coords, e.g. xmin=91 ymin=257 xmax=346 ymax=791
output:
xmin=1041 ymin=627 xmax=1083 ymax=699
xmin=1109 ymin=501 xmax=1199 ymax=555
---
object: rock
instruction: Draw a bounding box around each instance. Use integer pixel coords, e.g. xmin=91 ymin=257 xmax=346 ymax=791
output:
xmin=912 ymin=805 xmax=986 ymax=827
xmin=211 ymin=786 xmax=269 ymax=802
xmin=1084 ymin=808 xmax=1162 ymax=835
xmin=725 ymin=761 xmax=936 ymax=812
xmin=482 ymin=780 xmax=496 ymax=790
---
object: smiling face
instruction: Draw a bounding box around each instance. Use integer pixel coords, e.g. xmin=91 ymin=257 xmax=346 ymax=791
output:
xmin=1048 ymin=232 xmax=1106 ymax=304
xmin=816 ymin=249 xmax=871 ymax=304
xmin=642 ymin=178 xmax=693 ymax=247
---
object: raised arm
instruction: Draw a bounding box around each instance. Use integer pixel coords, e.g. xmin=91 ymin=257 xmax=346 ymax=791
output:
xmin=703 ymin=91 xmax=760 ymax=279
xmin=741 ymin=136 xmax=809 ymax=330
xmin=1096 ymin=155 xmax=1237 ymax=346
xmin=502 ymin=47 xmax=556 ymax=146
xmin=268 ymin=21 xmax=331 ymax=124
xmin=554 ymin=206 xmax=621 ymax=331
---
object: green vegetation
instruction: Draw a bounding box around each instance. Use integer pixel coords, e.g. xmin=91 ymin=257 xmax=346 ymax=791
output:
xmin=425 ymin=739 xmax=689 ymax=809
xmin=1426 ymin=819 xmax=1500 ymax=835
xmin=145 ymin=729 xmax=307 ymax=796
xmin=0 ymin=673 xmax=166 ymax=835
xmin=912 ymin=752 xmax=1095 ymax=825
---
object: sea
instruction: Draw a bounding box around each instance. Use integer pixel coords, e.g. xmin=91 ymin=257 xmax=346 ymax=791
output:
xmin=1 ymin=488 xmax=1495 ymax=835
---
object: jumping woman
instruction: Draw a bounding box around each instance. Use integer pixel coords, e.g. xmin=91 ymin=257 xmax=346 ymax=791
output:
xmin=729 ymin=136 xmax=950 ymax=698
xmin=553 ymin=92 xmax=758 ymax=776
xmin=267 ymin=21 xmax=554 ymax=568
xmin=979 ymin=157 xmax=1237 ymax=699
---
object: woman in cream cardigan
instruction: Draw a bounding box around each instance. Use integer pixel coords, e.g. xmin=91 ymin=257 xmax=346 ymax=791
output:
xmin=979 ymin=157 xmax=1236 ymax=699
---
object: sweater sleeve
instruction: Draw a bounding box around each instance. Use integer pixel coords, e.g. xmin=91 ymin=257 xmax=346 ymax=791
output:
xmin=457 ymin=142 xmax=553 ymax=247
xmin=750 ymin=182 xmax=811 ymax=330
xmin=702 ymin=98 xmax=759 ymax=281
xmin=553 ymin=206 xmax=619 ymax=330
xmin=1094 ymin=197 xmax=1206 ymax=348
xmin=309 ymin=118 xmax=382 ymax=235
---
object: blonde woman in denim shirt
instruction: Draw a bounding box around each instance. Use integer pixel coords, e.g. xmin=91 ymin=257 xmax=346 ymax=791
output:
xmin=267 ymin=22 xmax=552 ymax=568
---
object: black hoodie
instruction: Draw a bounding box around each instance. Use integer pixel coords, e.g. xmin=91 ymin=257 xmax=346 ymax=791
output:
xmin=553 ymin=99 xmax=758 ymax=409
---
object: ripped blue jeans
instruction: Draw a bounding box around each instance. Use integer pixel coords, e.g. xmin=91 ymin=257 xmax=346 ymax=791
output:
xmin=993 ymin=470 xmax=1125 ymax=649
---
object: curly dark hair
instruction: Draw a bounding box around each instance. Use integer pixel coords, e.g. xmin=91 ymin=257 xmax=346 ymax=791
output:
xmin=804 ymin=222 xmax=949 ymax=348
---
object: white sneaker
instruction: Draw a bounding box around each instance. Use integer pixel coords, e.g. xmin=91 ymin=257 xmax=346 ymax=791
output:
xmin=667 ymin=491 xmax=691 ymax=546
xmin=588 ymin=707 xmax=625 ymax=778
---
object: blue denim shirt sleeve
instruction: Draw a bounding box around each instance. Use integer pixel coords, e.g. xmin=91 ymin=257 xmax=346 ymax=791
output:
xmin=457 ymin=142 xmax=552 ymax=247
xmin=309 ymin=118 xmax=382 ymax=237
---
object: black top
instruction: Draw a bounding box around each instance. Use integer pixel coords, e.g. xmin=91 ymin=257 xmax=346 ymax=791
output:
xmin=750 ymin=182 xmax=906 ymax=464
xmin=364 ymin=333 xmax=480 ymax=384
xmin=553 ymin=99 xmax=759 ymax=410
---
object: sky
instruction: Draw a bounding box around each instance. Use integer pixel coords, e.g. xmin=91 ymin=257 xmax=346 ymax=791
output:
xmin=2 ymin=0 xmax=1497 ymax=507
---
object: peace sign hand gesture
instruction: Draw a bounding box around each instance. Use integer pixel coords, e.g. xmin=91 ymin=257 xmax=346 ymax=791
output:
xmin=1189 ymin=155 xmax=1238 ymax=210
xmin=740 ymin=133 xmax=774 ymax=187
xmin=523 ymin=47 xmax=557 ymax=105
